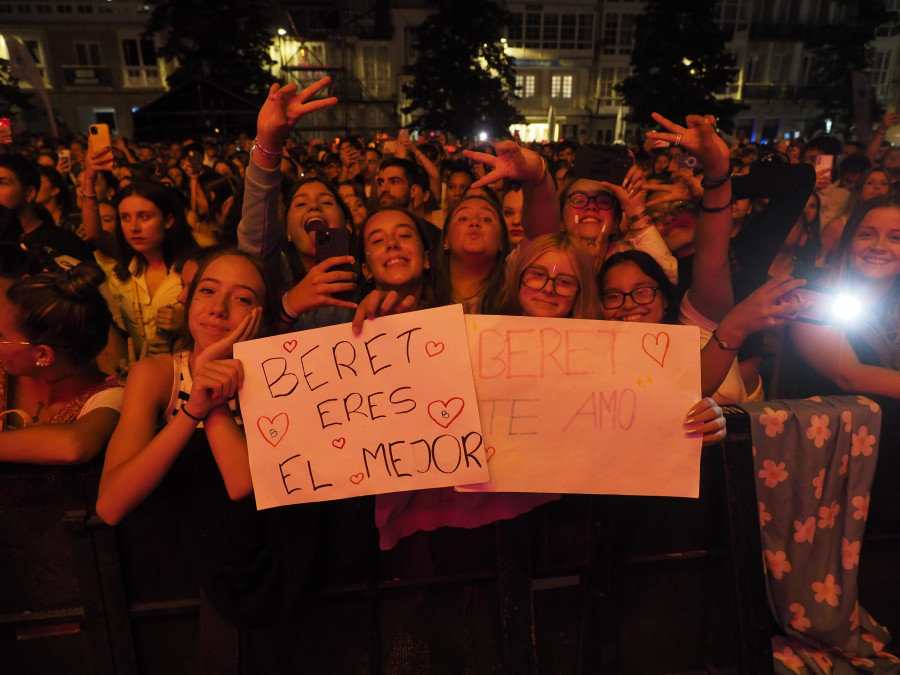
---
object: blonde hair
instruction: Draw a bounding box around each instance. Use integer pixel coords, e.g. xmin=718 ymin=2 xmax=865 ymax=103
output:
xmin=499 ymin=232 xmax=600 ymax=319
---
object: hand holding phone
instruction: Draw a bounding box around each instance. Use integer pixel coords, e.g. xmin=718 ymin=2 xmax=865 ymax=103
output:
xmin=814 ymin=154 xmax=834 ymax=188
xmin=89 ymin=123 xmax=111 ymax=154
xmin=57 ymin=149 xmax=71 ymax=173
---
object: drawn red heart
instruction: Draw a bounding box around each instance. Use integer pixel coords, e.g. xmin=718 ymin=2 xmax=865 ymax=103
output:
xmin=485 ymin=446 xmax=496 ymax=463
xmin=350 ymin=473 xmax=365 ymax=485
xmin=428 ymin=398 xmax=465 ymax=428
xmin=641 ymin=331 xmax=670 ymax=368
xmin=257 ymin=413 xmax=289 ymax=447
xmin=283 ymin=339 xmax=297 ymax=353
xmin=425 ymin=341 xmax=445 ymax=357
xmin=332 ymin=437 xmax=346 ymax=449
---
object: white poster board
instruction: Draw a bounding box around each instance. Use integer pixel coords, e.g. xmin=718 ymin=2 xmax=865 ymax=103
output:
xmin=235 ymin=305 xmax=488 ymax=509
xmin=459 ymin=314 xmax=703 ymax=498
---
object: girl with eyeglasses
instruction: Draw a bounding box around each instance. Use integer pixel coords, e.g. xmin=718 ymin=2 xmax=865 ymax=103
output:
xmin=598 ymin=115 xmax=807 ymax=407
xmin=463 ymin=140 xmax=677 ymax=280
xmin=0 ymin=262 xmax=123 ymax=463
xmin=498 ymin=232 xmax=600 ymax=319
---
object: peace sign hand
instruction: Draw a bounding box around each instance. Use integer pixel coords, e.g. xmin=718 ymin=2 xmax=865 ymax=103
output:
xmin=256 ymin=78 xmax=338 ymax=151
xmin=645 ymin=113 xmax=730 ymax=178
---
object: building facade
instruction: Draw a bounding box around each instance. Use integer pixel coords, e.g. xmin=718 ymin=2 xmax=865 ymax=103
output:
xmin=2 ymin=0 xmax=898 ymax=144
xmin=0 ymin=0 xmax=168 ymax=139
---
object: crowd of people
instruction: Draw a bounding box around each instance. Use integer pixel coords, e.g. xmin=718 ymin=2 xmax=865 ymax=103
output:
xmin=2 ymin=77 xmax=900 ymax=665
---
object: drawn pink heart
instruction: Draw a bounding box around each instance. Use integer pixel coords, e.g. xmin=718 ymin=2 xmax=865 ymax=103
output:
xmin=332 ymin=438 xmax=346 ymax=449
xmin=350 ymin=473 xmax=365 ymax=485
xmin=425 ymin=341 xmax=445 ymax=357
xmin=641 ymin=332 xmax=670 ymax=368
xmin=428 ymin=398 xmax=464 ymax=428
xmin=485 ymin=446 xmax=496 ymax=463
xmin=283 ymin=339 xmax=297 ymax=353
xmin=257 ymin=413 xmax=289 ymax=447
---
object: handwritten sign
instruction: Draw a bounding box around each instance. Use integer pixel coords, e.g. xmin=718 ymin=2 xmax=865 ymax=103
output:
xmin=235 ymin=305 xmax=489 ymax=508
xmin=459 ymin=315 xmax=702 ymax=497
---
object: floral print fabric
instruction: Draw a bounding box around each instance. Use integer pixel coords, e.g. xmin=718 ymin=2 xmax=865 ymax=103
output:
xmin=742 ymin=396 xmax=899 ymax=674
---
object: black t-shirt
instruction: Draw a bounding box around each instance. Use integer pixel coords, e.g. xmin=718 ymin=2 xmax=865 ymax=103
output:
xmin=21 ymin=214 xmax=93 ymax=263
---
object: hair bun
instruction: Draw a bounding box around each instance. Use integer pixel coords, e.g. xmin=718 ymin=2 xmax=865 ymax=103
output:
xmin=58 ymin=262 xmax=105 ymax=299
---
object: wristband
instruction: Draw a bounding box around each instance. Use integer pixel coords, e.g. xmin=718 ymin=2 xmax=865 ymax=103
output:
xmin=80 ymin=191 xmax=98 ymax=201
xmin=710 ymin=328 xmax=741 ymax=351
xmin=700 ymin=166 xmax=733 ymax=190
xmin=699 ymin=198 xmax=733 ymax=213
xmin=253 ymin=138 xmax=283 ymax=159
xmin=180 ymin=403 xmax=207 ymax=423
xmin=281 ymin=292 xmax=299 ymax=320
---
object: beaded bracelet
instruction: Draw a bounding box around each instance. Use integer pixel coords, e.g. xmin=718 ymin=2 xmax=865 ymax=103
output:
xmin=281 ymin=292 xmax=299 ymax=320
xmin=710 ymin=328 xmax=741 ymax=351
xmin=180 ymin=403 xmax=207 ymax=423
xmin=626 ymin=213 xmax=652 ymax=231
xmin=252 ymin=137 xmax=283 ymax=159
xmin=700 ymin=165 xmax=733 ymax=190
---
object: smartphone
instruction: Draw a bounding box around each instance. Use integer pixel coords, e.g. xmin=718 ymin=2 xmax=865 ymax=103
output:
xmin=786 ymin=288 xmax=831 ymax=323
xmin=187 ymin=149 xmax=202 ymax=173
xmin=315 ymin=227 xmax=352 ymax=265
xmin=573 ymin=145 xmax=634 ymax=185
xmin=779 ymin=286 xmax=861 ymax=324
xmin=315 ymin=228 xmax=354 ymax=301
xmin=398 ymin=129 xmax=410 ymax=143
xmin=0 ymin=117 xmax=11 ymax=144
xmin=815 ymin=154 xmax=834 ymax=179
xmin=58 ymin=148 xmax=71 ymax=173
xmin=89 ymin=123 xmax=111 ymax=153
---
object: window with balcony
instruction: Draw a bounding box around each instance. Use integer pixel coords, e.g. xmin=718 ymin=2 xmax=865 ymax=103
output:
xmin=121 ymin=37 xmax=160 ymax=87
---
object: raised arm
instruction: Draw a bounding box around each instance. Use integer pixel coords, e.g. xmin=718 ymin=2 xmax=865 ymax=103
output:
xmin=866 ymin=112 xmax=900 ymax=162
xmin=647 ymin=113 xmax=733 ymax=322
xmin=465 ymin=141 xmax=559 ymax=241
xmin=80 ymin=146 xmax=119 ymax=258
xmin=238 ymin=79 xmax=337 ymax=268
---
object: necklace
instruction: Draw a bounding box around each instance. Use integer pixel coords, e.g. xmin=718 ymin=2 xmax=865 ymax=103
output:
xmin=453 ymin=278 xmax=489 ymax=304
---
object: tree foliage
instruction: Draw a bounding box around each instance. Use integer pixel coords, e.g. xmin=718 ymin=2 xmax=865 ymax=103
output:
xmin=402 ymin=0 xmax=522 ymax=140
xmin=615 ymin=0 xmax=745 ymax=133
xmin=804 ymin=0 xmax=895 ymax=136
xmin=145 ymin=0 xmax=280 ymax=98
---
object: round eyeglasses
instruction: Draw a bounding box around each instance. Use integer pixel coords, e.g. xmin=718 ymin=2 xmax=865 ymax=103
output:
xmin=566 ymin=192 xmax=615 ymax=210
xmin=601 ymin=286 xmax=659 ymax=309
xmin=521 ymin=266 xmax=580 ymax=297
